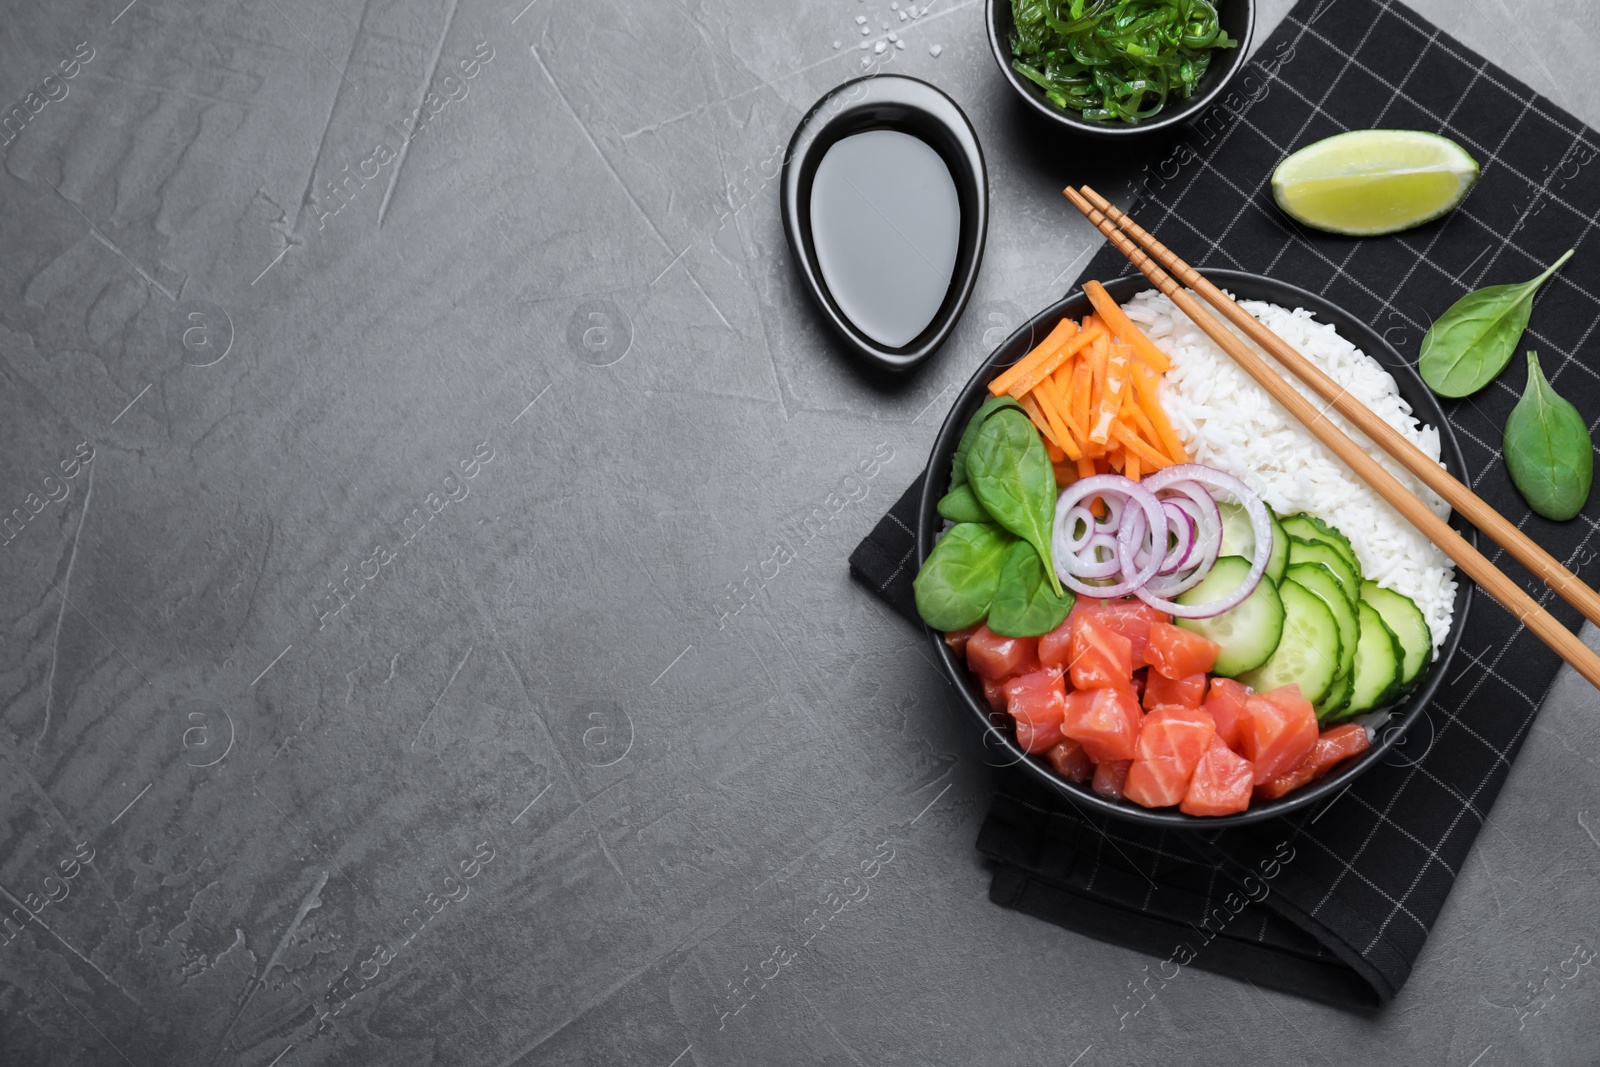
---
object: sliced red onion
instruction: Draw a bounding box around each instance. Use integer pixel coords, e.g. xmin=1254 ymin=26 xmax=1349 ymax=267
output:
xmin=1058 ymin=505 xmax=1097 ymax=554
xmin=1158 ymin=500 xmax=1198 ymax=574
xmin=1133 ymin=465 xmax=1272 ymax=617
xmin=1053 ymin=475 xmax=1167 ymax=598
xmin=1073 ymin=534 xmax=1122 ymax=579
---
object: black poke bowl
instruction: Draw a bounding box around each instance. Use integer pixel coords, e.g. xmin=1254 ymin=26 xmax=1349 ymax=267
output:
xmin=917 ymin=270 xmax=1474 ymax=828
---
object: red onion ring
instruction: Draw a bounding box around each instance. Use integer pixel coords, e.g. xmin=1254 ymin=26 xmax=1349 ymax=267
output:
xmin=1132 ymin=465 xmax=1272 ymax=617
xmin=1058 ymin=505 xmax=1097 ymax=554
xmin=1052 ymin=475 xmax=1167 ymax=598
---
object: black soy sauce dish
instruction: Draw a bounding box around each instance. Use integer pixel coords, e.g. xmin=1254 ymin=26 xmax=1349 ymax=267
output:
xmin=917 ymin=270 xmax=1475 ymax=830
xmin=781 ymin=74 xmax=988 ymax=373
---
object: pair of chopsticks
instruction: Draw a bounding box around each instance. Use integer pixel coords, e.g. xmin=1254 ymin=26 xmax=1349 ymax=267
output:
xmin=1063 ymin=185 xmax=1600 ymax=692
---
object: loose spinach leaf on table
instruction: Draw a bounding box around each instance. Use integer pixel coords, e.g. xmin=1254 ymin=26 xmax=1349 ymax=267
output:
xmin=966 ymin=408 xmax=1062 ymax=596
xmin=950 ymin=395 xmax=1024 ymax=490
xmin=937 ymin=483 xmax=993 ymax=524
xmin=1419 ymin=249 xmax=1574 ymax=397
xmin=988 ymin=539 xmax=1074 ymax=637
xmin=913 ymin=522 xmax=1014 ymax=630
xmin=1504 ymin=351 xmax=1593 ymax=521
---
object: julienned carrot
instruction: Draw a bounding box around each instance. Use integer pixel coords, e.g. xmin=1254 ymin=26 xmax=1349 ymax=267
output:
xmin=1086 ymin=334 xmax=1109 ymax=455
xmin=1112 ymin=421 xmax=1172 ymax=471
xmin=1090 ymin=341 xmax=1133 ymax=445
xmin=1076 ymin=453 xmax=1095 ymax=480
xmin=1019 ymin=394 xmax=1065 ymax=453
xmin=1032 ymin=380 xmax=1083 ymax=461
xmin=1124 ymin=395 xmax=1170 ymax=462
xmin=1069 ymin=358 xmax=1091 ymax=437
xmin=1126 ymin=445 xmax=1140 ymax=481
xmin=1006 ymin=324 xmax=1105 ymax=399
xmin=989 ymin=318 xmax=1078 ymax=397
xmin=1130 ymin=362 xmax=1189 ymax=463
xmin=1083 ymin=280 xmax=1172 ymax=372
xmin=1040 ymin=371 xmax=1088 ymax=444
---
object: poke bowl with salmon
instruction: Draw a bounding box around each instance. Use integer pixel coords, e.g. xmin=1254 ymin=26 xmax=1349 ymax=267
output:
xmin=915 ymin=270 xmax=1472 ymax=826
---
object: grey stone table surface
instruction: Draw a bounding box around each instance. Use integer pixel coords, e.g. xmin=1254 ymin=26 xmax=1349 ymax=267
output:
xmin=4 ymin=0 xmax=1600 ymax=1064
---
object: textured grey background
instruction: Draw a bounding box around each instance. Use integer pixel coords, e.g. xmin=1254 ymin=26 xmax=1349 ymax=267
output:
xmin=2 ymin=0 xmax=1599 ymax=1065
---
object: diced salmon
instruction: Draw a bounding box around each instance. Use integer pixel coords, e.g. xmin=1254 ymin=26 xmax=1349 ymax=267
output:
xmin=980 ymin=677 xmax=1007 ymax=713
xmin=1144 ymin=622 xmax=1220 ymax=679
xmin=1061 ymin=687 xmax=1143 ymax=763
xmin=1144 ymin=671 xmax=1206 ymax=711
xmin=1180 ymin=736 xmax=1255 ymax=816
xmin=1069 ymin=597 xmax=1169 ymax=668
xmin=1257 ymin=719 xmax=1374 ymax=800
xmin=1047 ymin=738 xmax=1094 ymax=783
xmin=1124 ymin=705 xmax=1217 ymax=808
xmin=1241 ymin=685 xmax=1319 ymax=785
xmin=1003 ymin=669 xmax=1068 ymax=754
xmin=1092 ymin=759 xmax=1132 ymax=800
xmin=1203 ymin=678 xmax=1253 ymax=754
xmin=1065 ymin=612 xmax=1134 ymax=690
xmin=966 ymin=624 xmax=1040 ymax=681
xmin=1038 ymin=615 xmax=1074 ymax=670
xmin=1310 ymin=723 xmax=1370 ymax=775
xmin=945 ymin=624 xmax=981 ymax=659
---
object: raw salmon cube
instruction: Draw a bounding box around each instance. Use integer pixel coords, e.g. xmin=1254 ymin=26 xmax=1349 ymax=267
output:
xmin=1003 ymin=669 xmax=1068 ymax=754
xmin=1144 ymin=622 xmax=1220 ymax=679
xmin=1180 ymin=736 xmax=1255 ymax=816
xmin=1092 ymin=758 xmax=1132 ymax=800
xmin=1061 ymin=687 xmax=1143 ymax=763
xmin=1065 ymin=613 xmax=1134 ymax=690
xmin=1203 ymin=677 xmax=1252 ymax=753
xmin=1144 ymin=671 xmax=1206 ymax=711
xmin=1124 ymin=705 xmax=1217 ymax=808
xmin=1241 ymin=685 xmax=1319 ymax=786
xmin=945 ymin=624 xmax=981 ymax=659
xmin=966 ymin=624 xmax=1040 ymax=681
xmin=1047 ymin=738 xmax=1094 ymax=783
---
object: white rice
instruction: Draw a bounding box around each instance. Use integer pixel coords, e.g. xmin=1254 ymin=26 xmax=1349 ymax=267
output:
xmin=1121 ymin=290 xmax=1457 ymax=650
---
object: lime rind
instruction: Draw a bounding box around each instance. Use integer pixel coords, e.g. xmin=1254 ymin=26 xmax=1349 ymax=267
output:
xmin=1272 ymin=130 xmax=1480 ymax=236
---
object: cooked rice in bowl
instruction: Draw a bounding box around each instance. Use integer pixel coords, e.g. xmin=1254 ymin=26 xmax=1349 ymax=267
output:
xmin=1121 ymin=290 xmax=1458 ymax=652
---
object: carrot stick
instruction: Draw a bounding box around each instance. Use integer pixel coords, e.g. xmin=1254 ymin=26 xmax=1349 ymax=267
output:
xmin=1113 ymin=421 xmax=1173 ymax=471
xmin=1076 ymin=454 xmax=1095 ymax=480
xmin=1083 ymin=280 xmax=1172 ymax=372
xmin=1032 ymin=382 xmax=1082 ymax=461
xmin=1130 ymin=363 xmax=1189 ymax=463
xmin=1124 ymin=394 xmax=1170 ymax=462
xmin=1045 ymin=438 xmax=1066 ymax=463
xmin=1004 ymin=324 xmax=1105 ymax=399
xmin=1089 ymin=341 xmax=1133 ymax=445
xmin=1040 ymin=372 xmax=1088 ymax=448
xmin=1070 ymin=358 xmax=1091 ymax=438
xmin=1019 ymin=394 xmax=1065 ymax=452
xmin=1053 ymin=461 xmax=1075 ymax=487
xmin=988 ymin=318 xmax=1078 ymax=397
xmin=1126 ymin=445 xmax=1140 ymax=481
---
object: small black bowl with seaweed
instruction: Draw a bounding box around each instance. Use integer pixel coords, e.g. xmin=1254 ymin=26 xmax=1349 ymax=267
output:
xmin=986 ymin=0 xmax=1255 ymax=137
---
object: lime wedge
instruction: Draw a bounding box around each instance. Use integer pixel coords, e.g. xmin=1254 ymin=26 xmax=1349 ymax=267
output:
xmin=1271 ymin=130 xmax=1479 ymax=236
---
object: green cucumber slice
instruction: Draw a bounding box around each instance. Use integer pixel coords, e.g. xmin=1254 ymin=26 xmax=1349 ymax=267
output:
xmin=1285 ymin=562 xmax=1359 ymax=682
xmin=1360 ymin=581 xmax=1433 ymax=688
xmin=1237 ymin=578 xmax=1341 ymax=705
xmin=1343 ymin=601 xmax=1403 ymax=716
xmin=1280 ymin=514 xmax=1360 ymax=577
xmin=1287 ymin=536 xmax=1359 ymax=606
xmin=1217 ymin=501 xmax=1290 ymax=585
xmin=1316 ymin=669 xmax=1353 ymax=720
xmin=1173 ymin=556 xmax=1285 ymax=677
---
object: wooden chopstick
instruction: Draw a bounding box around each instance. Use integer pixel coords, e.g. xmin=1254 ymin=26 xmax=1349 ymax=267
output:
xmin=1079 ymin=184 xmax=1600 ymax=631
xmin=1062 ymin=186 xmax=1600 ymax=692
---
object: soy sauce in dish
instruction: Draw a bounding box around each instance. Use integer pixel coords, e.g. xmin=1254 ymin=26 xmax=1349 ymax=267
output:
xmin=808 ymin=129 xmax=961 ymax=350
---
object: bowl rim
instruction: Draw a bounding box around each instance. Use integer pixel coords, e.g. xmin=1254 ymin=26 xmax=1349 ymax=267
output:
xmin=984 ymin=0 xmax=1258 ymax=138
xmin=916 ymin=269 xmax=1475 ymax=829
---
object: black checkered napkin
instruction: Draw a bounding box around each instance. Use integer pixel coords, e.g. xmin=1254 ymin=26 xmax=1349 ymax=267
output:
xmin=851 ymin=0 xmax=1600 ymax=1006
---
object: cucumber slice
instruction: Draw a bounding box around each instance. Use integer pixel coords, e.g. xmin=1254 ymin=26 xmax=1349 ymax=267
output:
xmin=1217 ymin=502 xmax=1289 ymax=585
xmin=1280 ymin=514 xmax=1360 ymax=577
xmin=1237 ymin=579 xmax=1341 ymax=705
xmin=1344 ymin=601 xmax=1403 ymax=715
xmin=1316 ymin=668 xmax=1353 ymax=720
xmin=1360 ymin=581 xmax=1433 ymax=687
xmin=1287 ymin=536 xmax=1359 ymax=606
xmin=1286 ymin=562 xmax=1358 ymax=682
xmin=1173 ymin=556 xmax=1285 ymax=677
xmin=1267 ymin=510 xmax=1290 ymax=585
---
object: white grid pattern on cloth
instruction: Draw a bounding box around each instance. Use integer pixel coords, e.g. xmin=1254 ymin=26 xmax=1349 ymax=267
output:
xmin=1108 ymin=0 xmax=1600 ymax=967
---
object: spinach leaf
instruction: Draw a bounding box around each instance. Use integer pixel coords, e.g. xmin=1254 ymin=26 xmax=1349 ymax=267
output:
xmin=988 ymin=540 xmax=1075 ymax=637
xmin=966 ymin=408 xmax=1063 ymax=596
xmin=950 ymin=395 xmax=1024 ymax=490
xmin=1504 ymin=351 xmax=1593 ymax=521
xmin=937 ymin=484 xmax=992 ymax=524
xmin=912 ymin=522 xmax=1013 ymax=630
xmin=1419 ymin=249 xmax=1574 ymax=397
